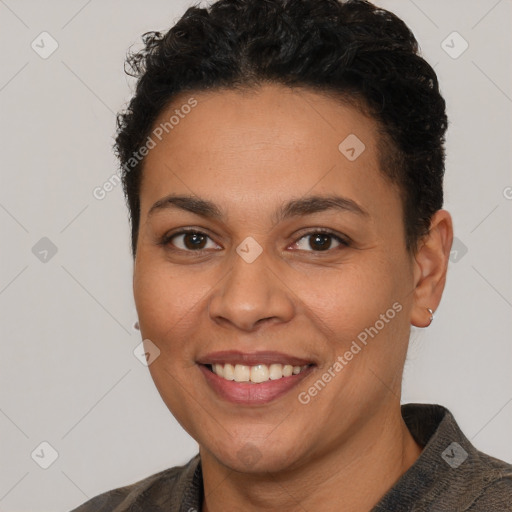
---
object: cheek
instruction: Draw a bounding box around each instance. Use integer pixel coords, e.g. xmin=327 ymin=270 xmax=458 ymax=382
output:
xmin=133 ymin=259 xmax=209 ymax=355
xmin=133 ymin=262 xmax=210 ymax=434
xmin=289 ymin=257 xmax=410 ymax=383
xmin=291 ymin=260 xmax=397 ymax=330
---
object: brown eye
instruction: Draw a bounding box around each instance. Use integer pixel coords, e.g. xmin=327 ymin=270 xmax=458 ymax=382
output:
xmin=167 ymin=231 xmax=220 ymax=251
xmin=309 ymin=233 xmax=333 ymax=251
xmin=292 ymin=231 xmax=348 ymax=252
xmin=183 ymin=233 xmax=207 ymax=249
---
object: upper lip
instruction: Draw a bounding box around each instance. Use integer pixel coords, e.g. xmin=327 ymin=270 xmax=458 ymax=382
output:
xmin=197 ymin=351 xmax=314 ymax=367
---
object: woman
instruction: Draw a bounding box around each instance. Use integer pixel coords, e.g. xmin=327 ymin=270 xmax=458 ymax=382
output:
xmin=72 ymin=0 xmax=512 ymax=510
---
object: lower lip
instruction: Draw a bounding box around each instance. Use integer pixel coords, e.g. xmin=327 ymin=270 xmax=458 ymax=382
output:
xmin=199 ymin=364 xmax=314 ymax=405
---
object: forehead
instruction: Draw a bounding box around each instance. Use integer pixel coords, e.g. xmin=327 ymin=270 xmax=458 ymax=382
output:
xmin=139 ymin=84 xmax=399 ymax=223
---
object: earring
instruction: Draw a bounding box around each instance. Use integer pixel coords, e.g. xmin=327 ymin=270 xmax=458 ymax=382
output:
xmin=133 ymin=320 xmax=140 ymax=331
xmin=426 ymin=308 xmax=434 ymax=327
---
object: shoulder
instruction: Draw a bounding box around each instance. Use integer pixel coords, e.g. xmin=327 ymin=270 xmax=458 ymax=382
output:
xmin=464 ymin=450 xmax=512 ymax=511
xmin=373 ymin=404 xmax=512 ymax=511
xmin=69 ymin=454 xmax=201 ymax=512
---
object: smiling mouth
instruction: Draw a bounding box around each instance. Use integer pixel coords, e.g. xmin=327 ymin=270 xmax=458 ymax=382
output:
xmin=197 ymin=351 xmax=316 ymax=404
xmin=204 ymin=363 xmax=312 ymax=384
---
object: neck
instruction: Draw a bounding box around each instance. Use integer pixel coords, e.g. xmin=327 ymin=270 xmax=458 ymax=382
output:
xmin=201 ymin=403 xmax=423 ymax=512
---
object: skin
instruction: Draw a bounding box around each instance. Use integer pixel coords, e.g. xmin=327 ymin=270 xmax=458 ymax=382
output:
xmin=132 ymin=83 xmax=453 ymax=511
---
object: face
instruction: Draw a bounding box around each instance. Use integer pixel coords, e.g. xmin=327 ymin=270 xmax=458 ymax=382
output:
xmin=133 ymin=84 xmax=417 ymax=474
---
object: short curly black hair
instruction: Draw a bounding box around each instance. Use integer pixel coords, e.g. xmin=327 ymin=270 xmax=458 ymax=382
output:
xmin=115 ymin=0 xmax=447 ymax=259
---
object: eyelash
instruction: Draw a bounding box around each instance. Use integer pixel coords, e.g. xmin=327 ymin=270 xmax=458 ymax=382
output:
xmin=159 ymin=227 xmax=350 ymax=253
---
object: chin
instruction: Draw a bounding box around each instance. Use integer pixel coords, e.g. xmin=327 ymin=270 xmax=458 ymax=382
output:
xmin=204 ymin=436 xmax=305 ymax=475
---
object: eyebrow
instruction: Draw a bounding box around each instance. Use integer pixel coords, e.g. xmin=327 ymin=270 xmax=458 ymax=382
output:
xmin=276 ymin=195 xmax=369 ymax=221
xmin=147 ymin=193 xmax=369 ymax=223
xmin=148 ymin=194 xmax=222 ymax=219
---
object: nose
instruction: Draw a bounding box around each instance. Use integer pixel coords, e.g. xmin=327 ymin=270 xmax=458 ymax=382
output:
xmin=208 ymin=250 xmax=295 ymax=332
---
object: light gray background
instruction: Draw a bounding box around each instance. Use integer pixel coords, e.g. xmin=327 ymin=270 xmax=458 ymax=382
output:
xmin=0 ymin=1 xmax=511 ymax=511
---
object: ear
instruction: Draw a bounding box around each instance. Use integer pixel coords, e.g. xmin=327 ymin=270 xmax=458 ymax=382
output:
xmin=410 ymin=209 xmax=453 ymax=328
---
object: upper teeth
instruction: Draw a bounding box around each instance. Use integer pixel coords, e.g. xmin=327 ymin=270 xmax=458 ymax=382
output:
xmin=211 ymin=363 xmax=308 ymax=383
